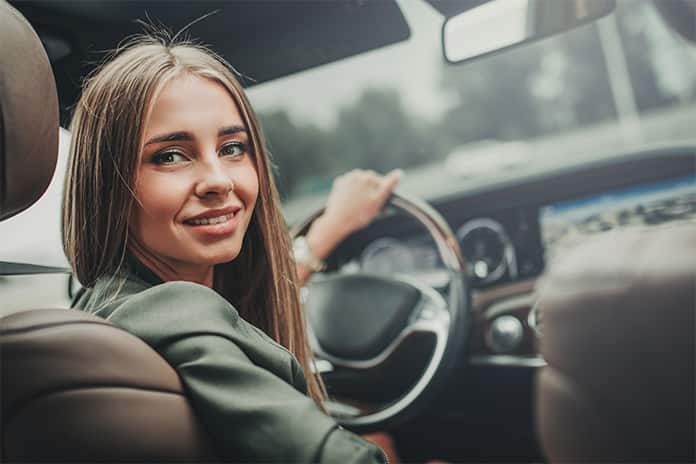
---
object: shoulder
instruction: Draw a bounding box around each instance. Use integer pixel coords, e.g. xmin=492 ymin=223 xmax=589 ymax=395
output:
xmin=103 ymin=281 xmax=252 ymax=347
xmin=75 ymin=273 xmax=247 ymax=343
xmin=76 ymin=274 xmax=304 ymax=387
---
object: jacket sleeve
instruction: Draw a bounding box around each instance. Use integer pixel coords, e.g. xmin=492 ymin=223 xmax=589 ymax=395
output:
xmin=103 ymin=281 xmax=387 ymax=463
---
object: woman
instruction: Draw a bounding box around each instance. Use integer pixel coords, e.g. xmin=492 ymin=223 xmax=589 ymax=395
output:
xmin=63 ymin=35 xmax=399 ymax=462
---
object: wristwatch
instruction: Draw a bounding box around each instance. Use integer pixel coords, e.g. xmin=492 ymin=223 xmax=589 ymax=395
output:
xmin=292 ymin=236 xmax=326 ymax=273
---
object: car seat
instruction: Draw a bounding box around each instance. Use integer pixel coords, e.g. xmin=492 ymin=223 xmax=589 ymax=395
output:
xmin=535 ymin=223 xmax=695 ymax=462
xmin=535 ymin=1 xmax=696 ymax=460
xmin=0 ymin=1 xmax=216 ymax=461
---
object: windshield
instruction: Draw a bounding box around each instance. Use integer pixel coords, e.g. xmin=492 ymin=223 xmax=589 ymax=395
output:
xmin=247 ymin=0 xmax=696 ymax=220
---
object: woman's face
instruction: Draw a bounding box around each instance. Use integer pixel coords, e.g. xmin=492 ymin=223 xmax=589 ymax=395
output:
xmin=131 ymin=74 xmax=259 ymax=280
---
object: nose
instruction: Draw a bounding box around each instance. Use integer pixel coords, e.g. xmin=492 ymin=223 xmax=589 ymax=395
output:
xmin=194 ymin=157 xmax=234 ymax=198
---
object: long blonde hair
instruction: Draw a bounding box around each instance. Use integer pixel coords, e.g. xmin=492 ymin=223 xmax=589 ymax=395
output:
xmin=62 ymin=35 xmax=326 ymax=406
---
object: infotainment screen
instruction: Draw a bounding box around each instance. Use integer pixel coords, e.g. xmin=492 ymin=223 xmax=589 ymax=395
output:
xmin=540 ymin=175 xmax=696 ymax=260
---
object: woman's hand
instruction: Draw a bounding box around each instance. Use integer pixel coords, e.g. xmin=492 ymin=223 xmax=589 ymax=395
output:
xmin=322 ymin=169 xmax=402 ymax=238
xmin=296 ymin=169 xmax=402 ymax=284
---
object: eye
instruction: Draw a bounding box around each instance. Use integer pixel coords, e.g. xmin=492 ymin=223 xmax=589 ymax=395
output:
xmin=220 ymin=142 xmax=245 ymax=158
xmin=152 ymin=150 xmax=188 ymax=165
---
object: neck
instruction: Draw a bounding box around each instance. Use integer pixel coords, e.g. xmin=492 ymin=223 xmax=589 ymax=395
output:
xmin=128 ymin=241 xmax=214 ymax=288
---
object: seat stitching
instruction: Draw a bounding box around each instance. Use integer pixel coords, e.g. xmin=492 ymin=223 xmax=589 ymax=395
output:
xmin=0 ymin=318 xmax=117 ymax=336
xmin=4 ymin=384 xmax=188 ymax=426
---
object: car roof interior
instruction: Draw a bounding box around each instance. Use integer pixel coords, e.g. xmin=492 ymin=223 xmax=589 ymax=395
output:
xmin=12 ymin=0 xmax=499 ymax=126
xmin=13 ymin=0 xmax=412 ymax=125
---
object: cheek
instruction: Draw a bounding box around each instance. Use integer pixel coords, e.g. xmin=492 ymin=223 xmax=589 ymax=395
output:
xmin=237 ymin=160 xmax=260 ymax=212
xmin=132 ymin=173 xmax=185 ymax=231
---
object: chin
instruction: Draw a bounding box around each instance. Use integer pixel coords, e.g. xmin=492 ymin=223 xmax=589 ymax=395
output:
xmin=197 ymin=246 xmax=242 ymax=266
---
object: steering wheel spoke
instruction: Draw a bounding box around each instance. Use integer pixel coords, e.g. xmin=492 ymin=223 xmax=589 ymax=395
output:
xmin=405 ymin=279 xmax=450 ymax=337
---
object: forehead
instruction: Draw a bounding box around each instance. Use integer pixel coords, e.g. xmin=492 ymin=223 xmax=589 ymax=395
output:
xmin=143 ymin=74 xmax=246 ymax=137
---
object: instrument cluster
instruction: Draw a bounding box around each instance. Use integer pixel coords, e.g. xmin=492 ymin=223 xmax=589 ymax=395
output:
xmin=348 ymin=211 xmax=544 ymax=289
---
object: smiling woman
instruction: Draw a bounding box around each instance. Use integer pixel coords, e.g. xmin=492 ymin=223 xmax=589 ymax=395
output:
xmin=61 ymin=35 xmax=388 ymax=463
xmin=130 ymin=74 xmax=259 ymax=286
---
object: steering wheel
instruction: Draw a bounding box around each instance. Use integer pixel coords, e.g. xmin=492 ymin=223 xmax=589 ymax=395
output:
xmin=290 ymin=191 xmax=470 ymax=432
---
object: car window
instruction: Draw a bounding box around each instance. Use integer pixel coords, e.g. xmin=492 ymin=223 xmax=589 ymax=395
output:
xmin=246 ymin=0 xmax=696 ymax=219
xmin=0 ymin=128 xmax=72 ymax=312
xmin=0 ymin=128 xmax=71 ymax=268
xmin=2 ymin=0 xmax=694 ymax=310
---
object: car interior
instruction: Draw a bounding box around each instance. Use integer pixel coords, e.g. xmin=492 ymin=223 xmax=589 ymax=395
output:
xmin=1 ymin=0 xmax=694 ymax=462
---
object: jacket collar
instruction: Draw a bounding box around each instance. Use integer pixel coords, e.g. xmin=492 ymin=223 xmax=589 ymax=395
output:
xmin=125 ymin=252 xmax=163 ymax=287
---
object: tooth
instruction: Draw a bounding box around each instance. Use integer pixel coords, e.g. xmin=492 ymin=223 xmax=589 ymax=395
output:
xmin=188 ymin=212 xmax=237 ymax=225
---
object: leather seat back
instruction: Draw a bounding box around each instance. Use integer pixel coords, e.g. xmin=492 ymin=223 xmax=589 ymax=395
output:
xmin=0 ymin=1 xmax=216 ymax=461
xmin=1 ymin=309 xmax=216 ymax=462
xmin=535 ymin=224 xmax=695 ymax=462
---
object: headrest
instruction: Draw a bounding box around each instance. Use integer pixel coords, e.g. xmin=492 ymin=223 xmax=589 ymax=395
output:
xmin=0 ymin=1 xmax=59 ymax=221
xmin=535 ymin=223 xmax=695 ymax=462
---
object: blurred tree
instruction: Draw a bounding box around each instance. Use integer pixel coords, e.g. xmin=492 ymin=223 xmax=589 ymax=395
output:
xmin=439 ymin=40 xmax=546 ymax=148
xmin=439 ymin=18 xmax=620 ymax=148
xmin=259 ymin=88 xmax=441 ymax=199
xmin=257 ymin=110 xmax=329 ymax=199
xmin=615 ymin=0 xmax=696 ymax=112
xmin=330 ymin=88 xmax=439 ymax=172
xmin=532 ymin=23 xmax=616 ymax=131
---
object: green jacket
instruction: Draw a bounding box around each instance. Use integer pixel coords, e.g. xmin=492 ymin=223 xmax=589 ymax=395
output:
xmin=74 ymin=260 xmax=386 ymax=463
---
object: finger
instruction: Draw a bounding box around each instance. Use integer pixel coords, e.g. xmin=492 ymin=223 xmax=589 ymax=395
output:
xmin=382 ymin=169 xmax=402 ymax=191
xmin=377 ymin=169 xmax=402 ymax=203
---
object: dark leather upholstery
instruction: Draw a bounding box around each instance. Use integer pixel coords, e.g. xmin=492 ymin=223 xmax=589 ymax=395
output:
xmin=0 ymin=1 xmax=216 ymax=461
xmin=535 ymin=224 xmax=696 ymax=462
xmin=0 ymin=0 xmax=58 ymax=221
xmin=1 ymin=309 xmax=216 ymax=462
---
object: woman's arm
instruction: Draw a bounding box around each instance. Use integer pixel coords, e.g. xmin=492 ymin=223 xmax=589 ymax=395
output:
xmin=296 ymin=169 xmax=401 ymax=285
xmin=104 ymin=281 xmax=387 ymax=463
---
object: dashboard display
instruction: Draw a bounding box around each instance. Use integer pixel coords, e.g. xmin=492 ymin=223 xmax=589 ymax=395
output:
xmin=540 ymin=175 xmax=696 ymax=260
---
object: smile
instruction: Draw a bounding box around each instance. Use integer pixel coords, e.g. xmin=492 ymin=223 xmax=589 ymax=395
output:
xmin=185 ymin=212 xmax=235 ymax=226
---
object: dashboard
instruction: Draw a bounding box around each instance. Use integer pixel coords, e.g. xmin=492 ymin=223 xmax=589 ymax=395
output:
xmin=331 ymin=148 xmax=696 ymax=288
xmin=340 ymin=172 xmax=695 ymax=290
xmin=323 ymin=147 xmax=696 ymax=360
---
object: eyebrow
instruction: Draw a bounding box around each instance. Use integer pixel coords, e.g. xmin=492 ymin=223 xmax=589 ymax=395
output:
xmin=144 ymin=125 xmax=247 ymax=145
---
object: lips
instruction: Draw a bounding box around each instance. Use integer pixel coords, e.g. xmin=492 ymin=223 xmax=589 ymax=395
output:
xmin=183 ymin=206 xmax=240 ymax=225
xmin=182 ymin=205 xmax=243 ymax=238
xmin=186 ymin=212 xmax=235 ymax=226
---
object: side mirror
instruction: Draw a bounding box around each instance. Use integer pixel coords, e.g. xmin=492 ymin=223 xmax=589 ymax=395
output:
xmin=442 ymin=0 xmax=616 ymax=63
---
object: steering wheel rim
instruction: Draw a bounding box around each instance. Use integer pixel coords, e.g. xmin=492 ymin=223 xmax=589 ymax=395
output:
xmin=290 ymin=191 xmax=471 ymax=431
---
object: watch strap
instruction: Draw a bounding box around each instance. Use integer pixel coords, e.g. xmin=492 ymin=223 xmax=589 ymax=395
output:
xmin=292 ymin=236 xmax=326 ymax=272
